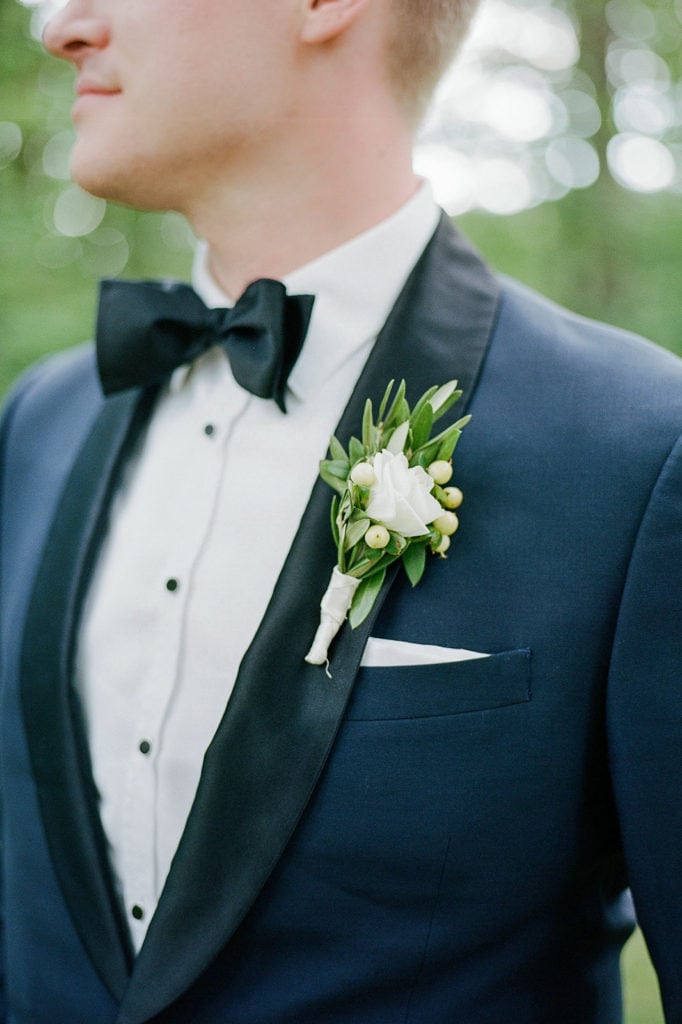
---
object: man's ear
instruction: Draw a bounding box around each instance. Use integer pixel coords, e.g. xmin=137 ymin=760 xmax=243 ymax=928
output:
xmin=300 ymin=0 xmax=374 ymax=44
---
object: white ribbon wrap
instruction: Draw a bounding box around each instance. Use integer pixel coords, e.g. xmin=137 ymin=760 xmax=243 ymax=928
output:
xmin=305 ymin=567 xmax=361 ymax=666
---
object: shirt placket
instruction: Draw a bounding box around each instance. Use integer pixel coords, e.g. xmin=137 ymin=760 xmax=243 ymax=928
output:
xmin=120 ymin=361 xmax=248 ymax=945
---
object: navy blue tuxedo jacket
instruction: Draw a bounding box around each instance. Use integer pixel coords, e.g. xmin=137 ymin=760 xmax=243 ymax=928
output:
xmin=1 ymin=217 xmax=682 ymax=1023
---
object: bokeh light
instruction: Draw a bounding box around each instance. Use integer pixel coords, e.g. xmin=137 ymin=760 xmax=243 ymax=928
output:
xmin=0 ymin=122 xmax=23 ymax=166
xmin=415 ymin=0 xmax=681 ymax=212
xmin=607 ymin=133 xmax=677 ymax=192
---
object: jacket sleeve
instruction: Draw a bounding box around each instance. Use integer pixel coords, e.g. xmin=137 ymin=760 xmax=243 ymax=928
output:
xmin=607 ymin=434 xmax=682 ymax=1022
xmin=0 ymin=799 xmax=5 ymax=1023
xmin=0 ymin=368 xmax=48 ymax=1022
xmin=0 ymin=381 xmax=28 ymax=1023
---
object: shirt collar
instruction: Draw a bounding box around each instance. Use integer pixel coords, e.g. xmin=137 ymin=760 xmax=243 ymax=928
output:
xmin=191 ymin=180 xmax=441 ymax=403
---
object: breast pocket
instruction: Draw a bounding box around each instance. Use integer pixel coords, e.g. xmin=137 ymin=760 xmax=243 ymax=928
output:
xmin=344 ymin=647 xmax=532 ymax=721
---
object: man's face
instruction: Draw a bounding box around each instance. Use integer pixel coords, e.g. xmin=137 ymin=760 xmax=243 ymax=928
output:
xmin=44 ymin=0 xmax=301 ymax=212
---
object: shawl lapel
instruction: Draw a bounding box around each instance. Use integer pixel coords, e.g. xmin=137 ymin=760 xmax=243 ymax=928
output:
xmin=20 ymin=386 xmax=157 ymax=1000
xmin=120 ymin=215 xmax=500 ymax=1023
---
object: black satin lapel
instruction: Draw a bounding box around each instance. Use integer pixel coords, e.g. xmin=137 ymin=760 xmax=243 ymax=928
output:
xmin=121 ymin=217 xmax=500 ymax=1023
xmin=20 ymin=387 xmax=156 ymax=1001
xmin=355 ymin=213 xmax=499 ymax=410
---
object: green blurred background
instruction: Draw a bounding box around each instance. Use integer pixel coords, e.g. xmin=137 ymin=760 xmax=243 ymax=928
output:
xmin=1 ymin=1 xmax=679 ymax=1017
xmin=2 ymin=0 xmax=680 ymax=399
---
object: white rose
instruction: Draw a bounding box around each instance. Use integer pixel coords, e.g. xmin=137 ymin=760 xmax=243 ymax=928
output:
xmin=365 ymin=450 xmax=443 ymax=537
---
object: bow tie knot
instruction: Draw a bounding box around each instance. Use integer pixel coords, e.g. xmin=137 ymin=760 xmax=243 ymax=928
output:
xmin=96 ymin=277 xmax=315 ymax=412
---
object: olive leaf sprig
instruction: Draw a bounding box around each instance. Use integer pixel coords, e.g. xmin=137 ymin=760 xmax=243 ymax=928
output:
xmin=317 ymin=378 xmax=470 ymax=631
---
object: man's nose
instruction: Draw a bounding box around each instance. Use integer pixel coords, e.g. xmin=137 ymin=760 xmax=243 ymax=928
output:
xmin=43 ymin=3 xmax=110 ymax=63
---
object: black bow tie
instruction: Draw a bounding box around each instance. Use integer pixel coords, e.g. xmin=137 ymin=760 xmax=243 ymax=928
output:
xmin=95 ymin=277 xmax=315 ymax=412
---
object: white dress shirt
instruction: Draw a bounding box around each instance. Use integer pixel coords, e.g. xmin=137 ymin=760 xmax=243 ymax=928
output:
xmin=75 ymin=183 xmax=440 ymax=951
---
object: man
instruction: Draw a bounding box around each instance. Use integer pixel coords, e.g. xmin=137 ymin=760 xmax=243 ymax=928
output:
xmin=1 ymin=0 xmax=681 ymax=1021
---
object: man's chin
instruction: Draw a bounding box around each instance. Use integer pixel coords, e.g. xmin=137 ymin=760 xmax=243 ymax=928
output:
xmin=70 ymin=153 xmax=173 ymax=212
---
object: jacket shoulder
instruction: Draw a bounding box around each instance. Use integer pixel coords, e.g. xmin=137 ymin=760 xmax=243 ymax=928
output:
xmin=492 ymin=276 xmax=682 ymax=431
xmin=3 ymin=342 xmax=101 ymax=419
xmin=1 ymin=343 xmax=104 ymax=462
xmin=496 ymin=276 xmax=682 ymax=387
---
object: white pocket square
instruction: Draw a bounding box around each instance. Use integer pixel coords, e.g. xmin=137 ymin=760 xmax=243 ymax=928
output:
xmin=360 ymin=637 xmax=490 ymax=668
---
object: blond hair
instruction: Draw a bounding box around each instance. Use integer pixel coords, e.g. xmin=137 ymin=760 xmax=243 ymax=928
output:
xmin=387 ymin=0 xmax=481 ymax=123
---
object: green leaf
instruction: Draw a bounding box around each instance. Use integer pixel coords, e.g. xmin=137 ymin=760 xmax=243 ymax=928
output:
xmin=386 ymin=419 xmax=410 ymax=454
xmin=429 ymin=380 xmax=459 ymax=416
xmin=410 ymin=439 xmax=440 ymax=466
xmin=409 ymin=385 xmax=439 ymax=424
xmin=344 ymin=517 xmax=370 ymax=550
xmin=377 ymin=379 xmax=396 ymax=423
xmin=402 ymin=541 xmax=427 ymax=587
xmin=348 ymin=549 xmax=384 ymax=574
xmin=435 ymin=415 xmax=471 ymax=461
xmin=384 ymin=532 xmax=407 ymax=557
xmin=383 ymin=379 xmax=407 ymax=429
xmin=430 ymin=388 xmax=463 ymax=423
xmin=324 ymin=459 xmax=351 ymax=480
xmin=348 ymin=436 xmax=365 ymax=464
xmin=349 ymin=568 xmax=386 ymax=629
xmin=330 ymin=495 xmax=340 ymax=546
xmin=410 ymin=401 xmax=434 ymax=451
xmin=328 ymin=435 xmax=348 ymax=463
xmin=412 ymin=414 xmax=471 ymax=465
xmin=452 ymin=414 xmax=472 ymax=432
xmin=337 ymin=533 xmax=346 ymax=573
xmin=438 ymin=427 xmax=461 ymax=462
xmin=338 ymin=490 xmax=352 ymax=517
xmin=361 ymin=398 xmax=374 ymax=450
xmin=394 ymin=398 xmax=410 ymax=428
xmin=319 ymin=463 xmax=349 ymax=496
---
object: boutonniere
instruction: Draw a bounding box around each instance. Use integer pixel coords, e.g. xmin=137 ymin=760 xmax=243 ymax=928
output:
xmin=305 ymin=379 xmax=470 ymax=667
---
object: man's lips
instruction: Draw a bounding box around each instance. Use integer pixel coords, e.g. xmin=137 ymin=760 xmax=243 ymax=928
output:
xmin=73 ymin=81 xmax=122 ymax=118
xmin=76 ymin=79 xmax=121 ymax=97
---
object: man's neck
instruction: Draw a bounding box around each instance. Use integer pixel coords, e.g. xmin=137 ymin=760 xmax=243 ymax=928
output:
xmin=184 ymin=110 xmax=418 ymax=299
